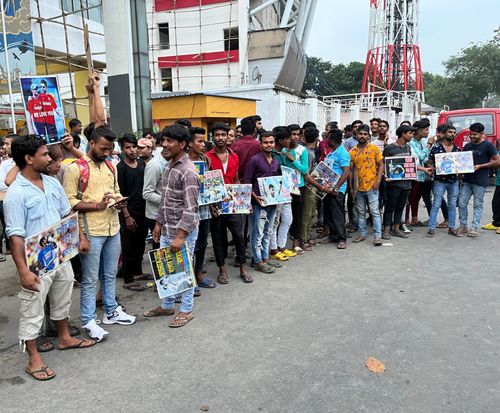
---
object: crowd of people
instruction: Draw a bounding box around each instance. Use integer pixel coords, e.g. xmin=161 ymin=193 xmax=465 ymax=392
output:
xmin=0 ymin=75 xmax=499 ymax=381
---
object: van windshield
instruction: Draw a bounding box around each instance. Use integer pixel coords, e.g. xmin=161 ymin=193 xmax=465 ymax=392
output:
xmin=447 ymin=114 xmax=494 ymax=135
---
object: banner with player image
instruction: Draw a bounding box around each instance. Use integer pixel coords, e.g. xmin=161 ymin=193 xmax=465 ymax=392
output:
xmin=25 ymin=213 xmax=79 ymax=277
xmin=148 ymin=243 xmax=196 ymax=299
xmin=435 ymin=151 xmax=474 ymax=175
xmin=198 ymin=169 xmax=227 ymax=206
xmin=258 ymin=175 xmax=292 ymax=206
xmin=306 ymin=161 xmax=340 ymax=199
xmin=19 ymin=76 xmax=66 ymax=144
xmin=220 ymin=184 xmax=252 ymax=214
xmin=385 ymin=156 xmax=417 ymax=180
xmin=281 ymin=166 xmax=300 ymax=195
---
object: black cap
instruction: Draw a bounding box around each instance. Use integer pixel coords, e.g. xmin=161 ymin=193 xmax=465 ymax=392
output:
xmin=396 ymin=124 xmax=417 ymax=137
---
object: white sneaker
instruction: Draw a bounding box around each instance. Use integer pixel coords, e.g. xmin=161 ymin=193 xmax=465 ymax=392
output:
xmin=401 ymin=224 xmax=412 ymax=234
xmin=83 ymin=319 xmax=109 ymax=342
xmin=102 ymin=305 xmax=136 ymax=325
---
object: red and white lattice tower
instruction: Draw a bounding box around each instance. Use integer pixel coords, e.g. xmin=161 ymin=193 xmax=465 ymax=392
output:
xmin=361 ymin=0 xmax=424 ymax=101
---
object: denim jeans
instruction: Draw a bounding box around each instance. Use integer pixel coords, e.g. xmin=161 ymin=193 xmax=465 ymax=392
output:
xmin=355 ymin=189 xmax=382 ymax=238
xmin=251 ymin=204 xmax=276 ymax=263
xmin=80 ymin=232 xmax=121 ymax=325
xmin=458 ymin=182 xmax=486 ymax=230
xmin=269 ymin=203 xmax=293 ymax=250
xmin=160 ymin=227 xmax=199 ymax=314
xmin=429 ymin=181 xmax=458 ymax=230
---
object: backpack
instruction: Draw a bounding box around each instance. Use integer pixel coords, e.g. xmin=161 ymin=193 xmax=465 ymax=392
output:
xmin=74 ymin=157 xmax=116 ymax=200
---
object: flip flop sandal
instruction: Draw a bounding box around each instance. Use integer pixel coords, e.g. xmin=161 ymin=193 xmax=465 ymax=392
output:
xmin=123 ymin=282 xmax=146 ymax=291
xmin=133 ymin=273 xmax=153 ymax=281
xmin=169 ymin=313 xmax=195 ymax=328
xmin=240 ymin=273 xmax=254 ymax=283
xmin=337 ymin=242 xmax=347 ymax=249
xmin=26 ymin=365 xmax=56 ymax=381
xmin=266 ymin=261 xmax=282 ymax=268
xmin=300 ymin=243 xmax=313 ymax=251
xmin=198 ymin=278 xmax=216 ymax=288
xmin=255 ymin=264 xmax=275 ymax=274
xmin=57 ymin=338 xmax=96 ymax=351
xmin=293 ymin=246 xmax=305 ymax=255
xmin=448 ymin=229 xmax=463 ymax=237
xmin=218 ymin=274 xmax=229 ymax=284
xmin=143 ymin=307 xmax=175 ymax=317
xmin=36 ymin=336 xmax=54 ymax=353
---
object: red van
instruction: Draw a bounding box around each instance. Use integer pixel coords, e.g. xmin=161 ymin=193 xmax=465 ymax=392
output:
xmin=437 ymin=108 xmax=500 ymax=150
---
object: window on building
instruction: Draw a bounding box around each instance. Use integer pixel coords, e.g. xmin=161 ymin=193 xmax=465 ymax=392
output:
xmin=63 ymin=0 xmax=102 ymax=24
xmin=159 ymin=23 xmax=170 ymax=50
xmin=161 ymin=68 xmax=173 ymax=92
xmin=224 ymin=28 xmax=239 ymax=51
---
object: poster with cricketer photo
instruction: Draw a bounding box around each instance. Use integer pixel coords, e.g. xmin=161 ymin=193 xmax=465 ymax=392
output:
xmin=198 ymin=169 xmax=227 ymax=206
xmin=220 ymin=184 xmax=252 ymax=214
xmin=435 ymin=151 xmax=474 ymax=175
xmin=306 ymin=161 xmax=340 ymax=199
xmin=194 ymin=161 xmax=205 ymax=194
xmin=19 ymin=76 xmax=65 ymax=144
xmin=258 ymin=176 xmax=292 ymax=206
xmin=281 ymin=166 xmax=300 ymax=195
xmin=385 ymin=156 xmax=417 ymax=180
xmin=25 ymin=213 xmax=79 ymax=277
xmin=148 ymin=243 xmax=196 ymax=299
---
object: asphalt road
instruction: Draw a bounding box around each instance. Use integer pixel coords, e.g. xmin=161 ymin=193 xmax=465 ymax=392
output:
xmin=0 ymin=191 xmax=499 ymax=413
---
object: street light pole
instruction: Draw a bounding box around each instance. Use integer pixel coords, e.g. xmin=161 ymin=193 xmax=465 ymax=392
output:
xmin=0 ymin=1 xmax=17 ymax=133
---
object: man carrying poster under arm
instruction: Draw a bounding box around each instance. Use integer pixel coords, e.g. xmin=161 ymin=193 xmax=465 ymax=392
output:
xmin=4 ymin=135 xmax=95 ymax=381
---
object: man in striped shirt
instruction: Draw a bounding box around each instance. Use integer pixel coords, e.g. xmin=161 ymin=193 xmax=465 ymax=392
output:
xmin=145 ymin=125 xmax=200 ymax=328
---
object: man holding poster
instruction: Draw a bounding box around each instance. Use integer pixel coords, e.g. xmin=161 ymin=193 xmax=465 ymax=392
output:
xmin=4 ymin=135 xmax=95 ymax=381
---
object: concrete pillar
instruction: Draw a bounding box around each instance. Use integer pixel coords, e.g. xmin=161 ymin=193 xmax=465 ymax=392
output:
xmin=306 ymin=98 xmax=318 ymax=125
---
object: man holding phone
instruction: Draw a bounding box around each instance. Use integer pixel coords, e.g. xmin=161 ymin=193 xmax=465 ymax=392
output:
xmin=63 ymin=126 xmax=136 ymax=342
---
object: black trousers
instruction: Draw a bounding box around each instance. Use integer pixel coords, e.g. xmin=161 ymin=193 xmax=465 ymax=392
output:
xmin=146 ymin=217 xmax=160 ymax=250
xmin=347 ymin=183 xmax=357 ymax=226
xmin=323 ymin=192 xmax=347 ymax=242
xmin=0 ymin=200 xmax=10 ymax=253
xmin=290 ymin=187 xmax=305 ymax=241
xmin=194 ymin=219 xmax=211 ymax=273
xmin=210 ymin=214 xmax=246 ymax=267
xmin=492 ymin=185 xmax=500 ymax=226
xmin=384 ymin=186 xmax=410 ymax=227
xmin=120 ymin=212 xmax=148 ymax=284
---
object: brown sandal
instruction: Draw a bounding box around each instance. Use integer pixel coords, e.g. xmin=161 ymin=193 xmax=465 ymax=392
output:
xmin=25 ymin=365 xmax=56 ymax=381
xmin=169 ymin=313 xmax=194 ymax=328
xmin=143 ymin=306 xmax=175 ymax=317
xmin=240 ymin=272 xmax=254 ymax=283
xmin=218 ymin=273 xmax=229 ymax=284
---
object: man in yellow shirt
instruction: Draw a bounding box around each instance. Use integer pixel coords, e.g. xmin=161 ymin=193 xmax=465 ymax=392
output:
xmin=63 ymin=126 xmax=136 ymax=342
xmin=349 ymin=124 xmax=384 ymax=246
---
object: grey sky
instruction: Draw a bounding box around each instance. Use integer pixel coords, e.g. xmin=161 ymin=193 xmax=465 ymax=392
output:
xmin=306 ymin=0 xmax=500 ymax=74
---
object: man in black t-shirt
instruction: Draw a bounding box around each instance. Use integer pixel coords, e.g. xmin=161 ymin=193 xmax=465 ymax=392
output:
xmin=458 ymin=123 xmax=500 ymax=237
xmin=117 ymin=134 xmax=148 ymax=290
xmin=382 ymin=125 xmax=415 ymax=239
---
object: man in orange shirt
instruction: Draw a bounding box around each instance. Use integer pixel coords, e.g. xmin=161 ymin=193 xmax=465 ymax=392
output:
xmin=349 ymin=124 xmax=384 ymax=246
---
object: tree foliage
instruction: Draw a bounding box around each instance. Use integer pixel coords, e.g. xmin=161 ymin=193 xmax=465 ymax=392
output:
xmin=302 ymin=56 xmax=365 ymax=95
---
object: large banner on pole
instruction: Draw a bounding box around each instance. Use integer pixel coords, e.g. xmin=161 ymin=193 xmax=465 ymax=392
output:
xmin=0 ymin=0 xmax=36 ymax=93
xmin=19 ymin=75 xmax=66 ymax=143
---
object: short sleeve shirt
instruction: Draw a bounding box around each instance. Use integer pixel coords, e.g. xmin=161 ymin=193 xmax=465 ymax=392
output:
xmin=349 ymin=143 xmax=383 ymax=191
xmin=324 ymin=145 xmax=351 ymax=194
xmin=462 ymin=140 xmax=498 ymax=187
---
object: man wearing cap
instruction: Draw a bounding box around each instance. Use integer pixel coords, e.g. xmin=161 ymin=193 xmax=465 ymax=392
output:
xmin=137 ymin=137 xmax=154 ymax=164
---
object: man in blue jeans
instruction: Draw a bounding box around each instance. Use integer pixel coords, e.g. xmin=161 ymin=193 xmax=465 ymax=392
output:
xmin=426 ymin=124 xmax=461 ymax=237
xmin=458 ymin=123 xmax=500 ymax=237
xmin=145 ymin=125 xmax=200 ymax=328
xmin=64 ymin=126 xmax=136 ymax=342
xmin=349 ymin=124 xmax=384 ymax=246
xmin=243 ymin=132 xmax=279 ymax=274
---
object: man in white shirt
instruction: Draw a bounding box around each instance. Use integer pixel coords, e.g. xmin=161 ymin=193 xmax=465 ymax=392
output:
xmin=0 ymin=134 xmax=17 ymax=259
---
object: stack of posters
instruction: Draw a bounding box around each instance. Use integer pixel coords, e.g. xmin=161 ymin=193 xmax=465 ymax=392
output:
xmin=220 ymin=184 xmax=252 ymax=214
xmin=198 ymin=169 xmax=227 ymax=205
xmin=281 ymin=166 xmax=300 ymax=195
xmin=25 ymin=213 xmax=79 ymax=277
xmin=385 ymin=156 xmax=417 ymax=180
xmin=306 ymin=161 xmax=340 ymax=199
xmin=148 ymin=243 xmax=196 ymax=299
xmin=20 ymin=76 xmax=65 ymax=144
xmin=257 ymin=176 xmax=292 ymax=206
xmin=435 ymin=151 xmax=474 ymax=175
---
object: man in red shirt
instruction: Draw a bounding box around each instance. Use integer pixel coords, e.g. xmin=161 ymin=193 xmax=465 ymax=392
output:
xmin=26 ymin=81 xmax=62 ymax=143
xmin=206 ymin=122 xmax=251 ymax=284
xmin=230 ymin=117 xmax=261 ymax=178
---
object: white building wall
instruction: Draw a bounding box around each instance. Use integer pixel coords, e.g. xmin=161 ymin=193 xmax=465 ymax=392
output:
xmin=147 ymin=0 xmax=240 ymax=92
